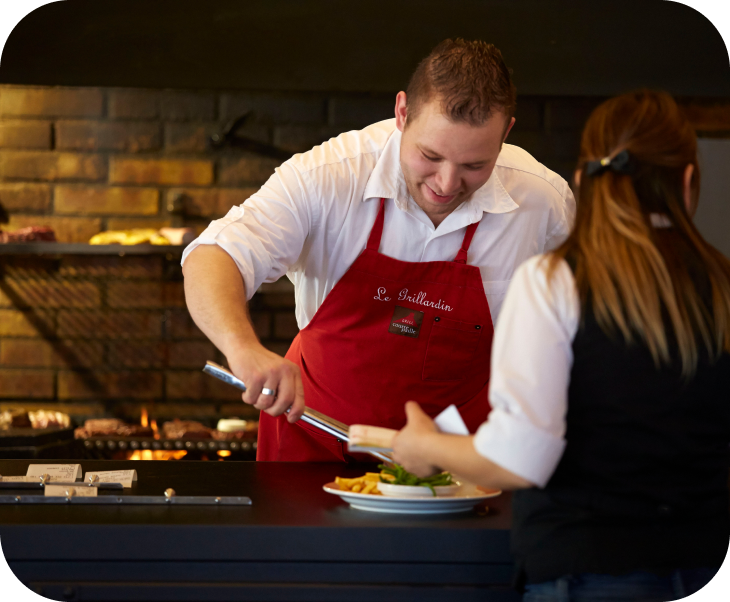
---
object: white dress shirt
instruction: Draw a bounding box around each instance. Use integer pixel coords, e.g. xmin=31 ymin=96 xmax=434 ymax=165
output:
xmin=473 ymin=255 xmax=579 ymax=487
xmin=182 ymin=118 xmax=575 ymax=328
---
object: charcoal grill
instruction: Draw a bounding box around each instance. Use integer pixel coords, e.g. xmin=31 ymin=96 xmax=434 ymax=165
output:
xmin=80 ymin=433 xmax=257 ymax=460
xmin=0 ymin=425 xmax=257 ymax=461
xmin=0 ymin=427 xmax=77 ymax=459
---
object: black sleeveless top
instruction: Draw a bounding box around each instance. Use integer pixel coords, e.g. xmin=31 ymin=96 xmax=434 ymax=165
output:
xmin=511 ymin=239 xmax=730 ymax=586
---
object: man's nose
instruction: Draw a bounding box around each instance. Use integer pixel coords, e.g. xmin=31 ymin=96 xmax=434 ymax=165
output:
xmin=435 ymin=165 xmax=461 ymax=195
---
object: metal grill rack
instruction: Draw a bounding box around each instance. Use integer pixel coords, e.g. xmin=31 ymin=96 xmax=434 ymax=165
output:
xmin=81 ymin=436 xmax=257 ymax=453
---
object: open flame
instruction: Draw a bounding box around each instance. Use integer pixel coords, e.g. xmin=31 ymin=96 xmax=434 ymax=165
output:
xmin=150 ymin=419 xmax=160 ymax=440
xmin=129 ymin=450 xmax=187 ymax=461
xmin=140 ymin=407 xmax=149 ymax=428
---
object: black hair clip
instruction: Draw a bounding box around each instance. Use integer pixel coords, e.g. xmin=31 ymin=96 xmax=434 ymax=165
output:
xmin=585 ymin=149 xmax=634 ymax=176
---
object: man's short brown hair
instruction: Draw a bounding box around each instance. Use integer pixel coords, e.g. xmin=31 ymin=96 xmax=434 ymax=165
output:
xmin=405 ymin=39 xmax=516 ymax=126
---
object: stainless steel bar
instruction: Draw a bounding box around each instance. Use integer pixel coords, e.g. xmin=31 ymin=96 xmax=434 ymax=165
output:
xmin=0 ymin=482 xmax=123 ymax=490
xmin=0 ymin=495 xmax=252 ymax=505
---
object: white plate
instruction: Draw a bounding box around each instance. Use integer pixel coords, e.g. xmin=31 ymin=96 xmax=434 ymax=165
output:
xmin=323 ymin=481 xmax=501 ymax=514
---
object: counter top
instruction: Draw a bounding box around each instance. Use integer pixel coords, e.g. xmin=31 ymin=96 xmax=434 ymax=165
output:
xmin=0 ymin=459 xmax=518 ymax=601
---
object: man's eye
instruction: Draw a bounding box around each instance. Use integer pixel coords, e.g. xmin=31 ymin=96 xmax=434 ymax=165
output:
xmin=464 ymin=164 xmax=485 ymax=171
xmin=423 ymin=154 xmax=439 ymax=162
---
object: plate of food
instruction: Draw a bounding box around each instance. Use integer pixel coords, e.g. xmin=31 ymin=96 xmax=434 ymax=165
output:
xmin=323 ymin=464 xmax=501 ymax=514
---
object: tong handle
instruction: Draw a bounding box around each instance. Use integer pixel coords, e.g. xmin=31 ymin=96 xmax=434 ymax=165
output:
xmin=202 ymin=361 xmax=394 ymax=465
xmin=203 ymin=361 xmax=246 ymax=392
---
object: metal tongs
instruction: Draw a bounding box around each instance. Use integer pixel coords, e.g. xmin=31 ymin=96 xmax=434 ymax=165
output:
xmin=202 ymin=361 xmax=393 ymax=464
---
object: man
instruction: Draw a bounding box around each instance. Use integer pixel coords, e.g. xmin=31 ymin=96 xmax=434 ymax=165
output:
xmin=182 ymin=39 xmax=575 ymax=461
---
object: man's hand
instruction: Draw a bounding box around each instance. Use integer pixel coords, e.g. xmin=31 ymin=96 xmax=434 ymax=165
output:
xmin=228 ymin=345 xmax=305 ymax=423
xmin=182 ymin=245 xmax=305 ymax=423
xmin=392 ymin=401 xmax=440 ymax=477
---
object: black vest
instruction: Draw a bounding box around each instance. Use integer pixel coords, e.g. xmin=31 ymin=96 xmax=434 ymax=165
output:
xmin=511 ymin=254 xmax=730 ymax=586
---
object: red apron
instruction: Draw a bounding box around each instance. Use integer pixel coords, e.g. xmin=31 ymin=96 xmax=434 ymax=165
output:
xmin=257 ymin=198 xmax=494 ymax=461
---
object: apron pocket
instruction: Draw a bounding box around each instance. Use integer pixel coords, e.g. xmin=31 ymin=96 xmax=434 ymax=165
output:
xmin=422 ymin=316 xmax=483 ymax=381
xmin=294 ymin=418 xmax=347 ymax=462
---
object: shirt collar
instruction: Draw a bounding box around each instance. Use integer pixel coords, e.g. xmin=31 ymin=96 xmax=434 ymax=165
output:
xmin=362 ymin=121 xmax=519 ymax=219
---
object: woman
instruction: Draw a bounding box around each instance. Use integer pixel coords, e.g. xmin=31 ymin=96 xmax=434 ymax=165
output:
xmin=392 ymin=90 xmax=730 ymax=601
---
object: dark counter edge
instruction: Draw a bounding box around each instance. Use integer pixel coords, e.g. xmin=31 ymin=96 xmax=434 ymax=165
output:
xmin=0 ymin=523 xmax=511 ymax=563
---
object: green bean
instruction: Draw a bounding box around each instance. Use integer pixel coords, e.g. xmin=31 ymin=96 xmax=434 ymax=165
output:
xmin=377 ymin=463 xmax=453 ymax=495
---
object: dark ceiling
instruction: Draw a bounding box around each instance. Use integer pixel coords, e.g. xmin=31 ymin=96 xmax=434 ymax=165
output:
xmin=1 ymin=0 xmax=728 ymax=96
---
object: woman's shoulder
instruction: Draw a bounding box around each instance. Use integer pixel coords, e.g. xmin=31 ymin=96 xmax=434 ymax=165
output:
xmin=507 ymin=254 xmax=580 ymax=331
xmin=515 ymin=254 xmax=575 ymax=289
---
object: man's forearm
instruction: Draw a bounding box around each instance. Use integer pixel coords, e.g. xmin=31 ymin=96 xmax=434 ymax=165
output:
xmin=182 ymin=244 xmax=305 ymax=421
xmin=182 ymin=244 xmax=260 ymax=359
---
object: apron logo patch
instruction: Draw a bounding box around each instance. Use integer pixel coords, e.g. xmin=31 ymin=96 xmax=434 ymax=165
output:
xmin=388 ymin=306 xmax=424 ymax=338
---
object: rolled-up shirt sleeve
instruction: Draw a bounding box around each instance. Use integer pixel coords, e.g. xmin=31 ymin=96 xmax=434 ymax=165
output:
xmin=181 ymin=161 xmax=312 ymax=300
xmin=473 ymin=255 xmax=579 ymax=487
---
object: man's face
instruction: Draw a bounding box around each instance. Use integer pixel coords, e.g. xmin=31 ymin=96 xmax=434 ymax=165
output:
xmin=396 ymin=93 xmax=514 ymax=226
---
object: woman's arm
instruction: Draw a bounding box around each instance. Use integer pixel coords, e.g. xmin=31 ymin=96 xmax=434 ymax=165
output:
xmin=392 ymin=401 xmax=534 ymax=490
xmin=393 ymin=256 xmax=580 ymax=490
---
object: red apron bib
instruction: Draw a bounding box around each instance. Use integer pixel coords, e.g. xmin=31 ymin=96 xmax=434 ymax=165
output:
xmin=257 ymin=198 xmax=494 ymax=461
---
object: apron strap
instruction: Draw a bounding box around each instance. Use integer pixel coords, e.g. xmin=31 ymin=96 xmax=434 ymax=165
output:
xmin=368 ymin=198 xmax=480 ymax=264
xmin=453 ymin=221 xmax=480 ymax=264
xmin=365 ymin=198 xmax=386 ymax=251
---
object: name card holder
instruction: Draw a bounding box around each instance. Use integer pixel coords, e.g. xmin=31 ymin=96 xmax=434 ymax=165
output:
xmin=0 ymin=487 xmax=252 ymax=506
xmin=0 ymin=474 xmax=123 ymax=490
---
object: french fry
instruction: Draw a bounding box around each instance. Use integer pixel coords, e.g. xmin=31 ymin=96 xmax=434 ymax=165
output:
xmin=362 ymin=481 xmax=377 ymax=495
xmin=335 ymin=476 xmax=364 ymax=488
xmin=334 ymin=471 xmax=390 ymax=495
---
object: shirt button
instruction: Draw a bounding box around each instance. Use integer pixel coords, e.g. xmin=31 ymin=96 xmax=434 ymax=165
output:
xmin=434 ymin=317 xmax=440 ymax=322
xmin=475 ymin=325 xmax=481 ymax=330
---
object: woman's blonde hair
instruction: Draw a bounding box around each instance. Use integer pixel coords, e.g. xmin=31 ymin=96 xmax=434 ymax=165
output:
xmin=549 ymin=90 xmax=730 ymax=376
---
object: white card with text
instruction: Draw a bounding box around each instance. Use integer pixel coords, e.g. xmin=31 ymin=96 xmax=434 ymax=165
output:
xmin=84 ymin=470 xmax=137 ymax=488
xmin=26 ymin=464 xmax=82 ymax=481
xmin=44 ymin=485 xmax=98 ymax=497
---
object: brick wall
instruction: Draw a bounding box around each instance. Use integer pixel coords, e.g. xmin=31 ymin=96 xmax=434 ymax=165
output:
xmin=0 ymin=252 xmax=300 ymax=422
xmin=1 ymin=84 xmax=728 ymax=422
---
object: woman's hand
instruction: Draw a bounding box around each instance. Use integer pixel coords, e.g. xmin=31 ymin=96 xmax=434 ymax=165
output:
xmin=394 ymin=403 xmax=536 ymax=491
xmin=392 ymin=401 xmax=440 ymax=477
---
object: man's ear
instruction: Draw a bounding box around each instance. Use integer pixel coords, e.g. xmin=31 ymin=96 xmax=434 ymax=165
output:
xmin=395 ymin=91 xmax=408 ymax=132
xmin=502 ymin=116 xmax=515 ymax=142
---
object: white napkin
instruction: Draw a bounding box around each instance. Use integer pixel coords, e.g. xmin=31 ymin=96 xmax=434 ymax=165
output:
xmin=433 ymin=404 xmax=469 ymax=435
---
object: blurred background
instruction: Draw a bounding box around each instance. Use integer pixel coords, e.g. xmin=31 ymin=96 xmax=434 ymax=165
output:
xmin=0 ymin=0 xmax=727 ymax=459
